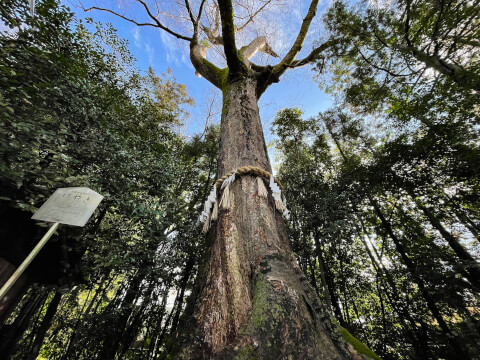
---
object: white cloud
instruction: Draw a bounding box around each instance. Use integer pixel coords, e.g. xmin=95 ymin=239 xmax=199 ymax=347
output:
xmin=159 ymin=28 xmax=190 ymax=68
xmin=132 ymin=26 xmax=140 ymax=48
xmin=145 ymin=43 xmax=154 ymax=66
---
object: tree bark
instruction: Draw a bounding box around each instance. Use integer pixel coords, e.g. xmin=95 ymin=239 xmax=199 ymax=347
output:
xmin=178 ymin=75 xmax=353 ymax=359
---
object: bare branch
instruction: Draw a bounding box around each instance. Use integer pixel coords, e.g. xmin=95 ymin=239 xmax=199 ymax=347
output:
xmin=199 ymin=90 xmax=221 ymax=140
xmin=200 ymin=3 xmax=223 ymax=45
xmin=236 ymin=0 xmax=272 ymax=32
xmin=135 ymin=0 xmax=193 ymax=41
xmin=84 ymin=2 xmax=192 ymax=41
xmin=202 ymin=24 xmax=224 ymax=45
xmin=84 ymin=6 xmax=157 ymax=28
xmin=185 ymin=0 xmax=195 ymax=26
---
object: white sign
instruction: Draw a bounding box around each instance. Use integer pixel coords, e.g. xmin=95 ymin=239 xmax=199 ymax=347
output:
xmin=32 ymin=187 xmax=103 ymax=227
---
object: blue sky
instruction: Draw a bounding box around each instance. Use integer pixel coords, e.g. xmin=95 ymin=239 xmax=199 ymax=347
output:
xmin=64 ymin=1 xmax=334 ymax=146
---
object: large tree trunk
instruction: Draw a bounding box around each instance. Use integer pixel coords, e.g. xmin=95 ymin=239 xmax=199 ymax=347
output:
xmin=179 ymin=76 xmax=354 ymax=359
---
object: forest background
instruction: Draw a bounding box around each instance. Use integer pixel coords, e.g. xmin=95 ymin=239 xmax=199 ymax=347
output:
xmin=0 ymin=0 xmax=479 ymax=359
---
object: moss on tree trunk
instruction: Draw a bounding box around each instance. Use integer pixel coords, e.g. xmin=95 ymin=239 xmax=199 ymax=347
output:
xmin=175 ymin=76 xmax=374 ymax=359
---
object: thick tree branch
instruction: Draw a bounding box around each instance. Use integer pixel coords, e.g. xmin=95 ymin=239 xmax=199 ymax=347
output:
xmin=217 ymin=0 xmax=246 ymax=77
xmin=404 ymin=0 xmax=413 ymax=47
xmin=240 ymin=36 xmax=278 ymax=61
xmin=190 ymin=44 xmax=225 ymax=89
xmin=454 ymin=37 xmax=480 ymax=48
xmin=271 ymin=0 xmax=319 ymax=78
xmin=397 ymin=44 xmax=480 ymax=92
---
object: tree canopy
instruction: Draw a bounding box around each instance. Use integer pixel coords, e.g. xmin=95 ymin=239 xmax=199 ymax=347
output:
xmin=0 ymin=0 xmax=479 ymax=359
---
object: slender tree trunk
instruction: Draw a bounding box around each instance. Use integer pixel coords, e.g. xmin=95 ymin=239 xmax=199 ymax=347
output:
xmin=178 ymin=76 xmax=353 ymax=359
xmin=312 ymin=234 xmax=344 ymax=326
xmin=307 ymin=255 xmax=321 ymax=298
xmin=413 ymin=198 xmax=480 ymax=286
xmin=118 ymin=280 xmax=157 ymax=358
xmin=62 ymin=289 xmax=93 ymax=360
xmin=369 ymin=195 xmax=470 ymax=359
xmin=27 ymin=291 xmax=62 ymax=360
xmin=453 ymin=208 xmax=480 ymax=241
xmin=147 ymin=286 xmax=169 ymax=359
xmin=375 ymin=279 xmax=387 ymax=357
xmin=0 ymin=289 xmax=46 ymax=359
xmin=358 ymin=226 xmax=433 ymax=359
xmin=332 ymin=134 xmax=435 ymax=358
xmin=99 ymin=272 xmax=143 ymax=360
xmin=170 ymin=254 xmax=196 ymax=336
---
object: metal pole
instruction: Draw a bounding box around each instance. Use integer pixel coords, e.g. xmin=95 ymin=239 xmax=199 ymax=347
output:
xmin=0 ymin=222 xmax=60 ymax=301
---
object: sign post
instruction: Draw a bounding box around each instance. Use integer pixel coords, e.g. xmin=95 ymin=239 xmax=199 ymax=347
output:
xmin=0 ymin=187 xmax=103 ymax=300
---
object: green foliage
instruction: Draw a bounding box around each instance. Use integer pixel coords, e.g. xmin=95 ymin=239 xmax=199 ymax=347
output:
xmin=301 ymin=7 xmax=480 ymax=357
xmin=318 ymin=0 xmax=480 ymax=128
xmin=0 ymin=1 xmax=219 ymax=359
xmin=275 ymin=104 xmax=480 ymax=359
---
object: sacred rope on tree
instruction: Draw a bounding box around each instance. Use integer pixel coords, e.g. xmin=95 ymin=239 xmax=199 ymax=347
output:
xmin=83 ymin=0 xmax=375 ymax=358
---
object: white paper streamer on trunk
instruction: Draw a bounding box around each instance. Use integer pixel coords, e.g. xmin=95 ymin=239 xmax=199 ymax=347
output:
xmin=202 ymin=212 xmax=211 ymax=233
xmin=199 ymin=184 xmax=217 ymax=232
xmin=219 ymin=183 xmax=231 ymax=209
xmin=198 ymin=169 xmax=290 ymax=234
xmin=282 ymin=196 xmax=290 ymax=219
xmin=29 ymin=0 xmax=35 ymax=15
xmin=269 ymin=175 xmax=284 ymax=211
